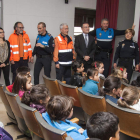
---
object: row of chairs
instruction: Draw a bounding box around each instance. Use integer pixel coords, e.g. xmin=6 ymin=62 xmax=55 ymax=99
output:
xmin=0 ymin=85 xmax=73 ymax=140
xmin=43 ymin=75 xmax=140 ymax=140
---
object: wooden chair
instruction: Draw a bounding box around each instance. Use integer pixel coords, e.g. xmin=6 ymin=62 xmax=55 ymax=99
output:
xmin=43 ymin=75 xmax=61 ymax=96
xmin=18 ymin=101 xmax=44 ymax=140
xmin=78 ymin=88 xmax=106 ymax=118
xmin=106 ymin=99 xmax=140 ymax=139
xmin=0 ymin=85 xmax=17 ymax=124
xmin=4 ymin=87 xmax=31 ymax=137
xmin=35 ymin=111 xmax=67 ymax=140
xmin=121 ymin=82 xmax=130 ymax=90
xmin=57 ymin=81 xmax=85 ymax=121
xmin=99 ymin=76 xmax=105 ymax=88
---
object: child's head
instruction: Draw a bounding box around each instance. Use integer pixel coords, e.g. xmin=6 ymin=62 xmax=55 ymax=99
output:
xmin=87 ymin=112 xmax=120 ymax=140
xmin=16 ymin=66 xmax=30 ymax=75
xmin=92 ymin=61 xmax=104 ymax=74
xmin=72 ymin=60 xmax=84 ymax=73
xmin=117 ymin=86 xmax=139 ymax=109
xmin=47 ymin=95 xmax=74 ymax=121
xmin=12 ymin=72 xmax=32 ymax=94
xmin=131 ymin=75 xmax=140 ymax=87
xmin=99 ymin=76 xmax=121 ymax=97
xmin=83 ymin=68 xmax=99 ymax=84
xmin=21 ymin=84 xmax=50 ymax=106
xmin=111 ymin=67 xmax=127 ymax=79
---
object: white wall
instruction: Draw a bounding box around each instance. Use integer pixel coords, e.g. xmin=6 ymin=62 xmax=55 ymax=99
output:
xmin=134 ymin=0 xmax=140 ymax=41
xmin=1 ymin=0 xmax=96 ymax=85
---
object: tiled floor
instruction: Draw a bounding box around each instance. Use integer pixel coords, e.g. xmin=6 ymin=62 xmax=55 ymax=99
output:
xmin=0 ymin=97 xmax=31 ymax=140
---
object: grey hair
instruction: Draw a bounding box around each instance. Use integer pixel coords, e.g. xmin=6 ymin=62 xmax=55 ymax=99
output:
xmin=60 ymin=23 xmax=68 ymax=29
xmin=101 ymin=18 xmax=109 ymax=23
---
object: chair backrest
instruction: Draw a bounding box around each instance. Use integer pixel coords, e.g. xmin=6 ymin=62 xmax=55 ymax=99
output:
xmin=58 ymin=81 xmax=81 ymax=107
xmin=0 ymin=85 xmax=16 ymax=124
xmin=99 ymin=76 xmax=105 ymax=88
xmin=18 ymin=101 xmax=44 ymax=139
xmin=4 ymin=88 xmax=30 ymax=137
xmin=121 ymin=82 xmax=130 ymax=90
xmin=106 ymin=99 xmax=140 ymax=139
xmin=130 ymin=71 xmax=140 ymax=84
xmin=78 ymin=88 xmax=106 ymax=116
xmin=43 ymin=75 xmax=61 ymax=96
xmin=35 ymin=111 xmax=67 ymax=140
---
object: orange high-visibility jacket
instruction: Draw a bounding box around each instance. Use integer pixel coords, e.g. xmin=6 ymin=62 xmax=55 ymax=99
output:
xmin=9 ymin=30 xmax=32 ymax=61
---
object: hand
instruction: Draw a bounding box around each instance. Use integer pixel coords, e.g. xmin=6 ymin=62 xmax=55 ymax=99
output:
xmin=29 ymin=56 xmax=34 ymax=63
xmin=82 ymin=72 xmax=87 ymax=77
xmin=10 ymin=60 xmax=15 ymax=64
xmin=132 ymin=23 xmax=136 ymax=29
xmin=0 ymin=63 xmax=6 ymax=67
xmin=114 ymin=63 xmax=117 ymax=68
xmin=84 ymin=56 xmax=90 ymax=61
xmin=56 ymin=64 xmax=60 ymax=69
xmin=135 ymin=64 xmax=139 ymax=71
xmin=78 ymin=128 xmax=84 ymax=134
xmin=36 ymin=43 xmax=44 ymax=48
xmin=118 ymin=89 xmax=122 ymax=97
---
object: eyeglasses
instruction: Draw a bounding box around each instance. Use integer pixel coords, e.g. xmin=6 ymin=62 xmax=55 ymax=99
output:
xmin=0 ymin=32 xmax=4 ymax=34
xmin=18 ymin=27 xmax=24 ymax=29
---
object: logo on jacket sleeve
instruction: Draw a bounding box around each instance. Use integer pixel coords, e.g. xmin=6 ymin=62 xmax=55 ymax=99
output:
xmin=122 ymin=43 xmax=125 ymax=48
xmin=99 ymin=33 xmax=102 ymax=37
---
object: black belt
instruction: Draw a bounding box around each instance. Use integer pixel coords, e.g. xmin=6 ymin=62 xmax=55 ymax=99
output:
xmin=36 ymin=54 xmax=51 ymax=58
xmin=119 ymin=57 xmax=134 ymax=61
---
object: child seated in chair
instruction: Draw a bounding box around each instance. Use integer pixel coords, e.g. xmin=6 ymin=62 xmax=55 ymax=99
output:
xmin=69 ymin=60 xmax=85 ymax=87
xmin=86 ymin=112 xmax=120 ymax=140
xmin=131 ymin=75 xmax=140 ymax=87
xmin=118 ymin=86 xmax=140 ymax=111
xmin=98 ymin=76 xmax=122 ymax=104
xmin=42 ymin=95 xmax=88 ymax=140
xmin=21 ymin=84 xmax=50 ymax=114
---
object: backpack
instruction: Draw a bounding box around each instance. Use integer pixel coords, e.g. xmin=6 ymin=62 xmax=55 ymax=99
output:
xmin=0 ymin=127 xmax=13 ymax=140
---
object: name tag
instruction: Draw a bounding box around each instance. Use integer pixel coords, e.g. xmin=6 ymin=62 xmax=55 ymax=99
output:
xmin=42 ymin=41 xmax=47 ymax=44
xmin=108 ymin=36 xmax=112 ymax=38
xmin=130 ymin=46 xmax=135 ymax=48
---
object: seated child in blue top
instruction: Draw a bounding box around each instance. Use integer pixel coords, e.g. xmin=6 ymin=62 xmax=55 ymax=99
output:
xmin=42 ymin=95 xmax=88 ymax=140
xmin=21 ymin=84 xmax=50 ymax=114
xmin=69 ymin=60 xmax=85 ymax=87
xmin=82 ymin=68 xmax=99 ymax=95
xmin=98 ymin=76 xmax=122 ymax=104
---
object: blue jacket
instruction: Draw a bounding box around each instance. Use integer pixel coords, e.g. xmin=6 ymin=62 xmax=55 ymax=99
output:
xmin=42 ymin=112 xmax=88 ymax=140
xmin=82 ymin=79 xmax=98 ymax=95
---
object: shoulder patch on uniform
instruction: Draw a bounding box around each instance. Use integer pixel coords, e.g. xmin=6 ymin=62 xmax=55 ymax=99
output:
xmin=48 ymin=33 xmax=52 ymax=37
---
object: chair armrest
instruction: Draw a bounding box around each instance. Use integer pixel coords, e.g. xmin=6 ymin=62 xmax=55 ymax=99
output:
xmin=70 ymin=117 xmax=79 ymax=124
xmin=79 ymin=87 xmax=82 ymax=89
xmin=62 ymin=81 xmax=66 ymax=84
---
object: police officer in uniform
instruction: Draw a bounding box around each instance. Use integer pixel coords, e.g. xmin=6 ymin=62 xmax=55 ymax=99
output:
xmin=33 ymin=22 xmax=54 ymax=85
xmin=114 ymin=28 xmax=139 ymax=82
xmin=89 ymin=18 xmax=135 ymax=77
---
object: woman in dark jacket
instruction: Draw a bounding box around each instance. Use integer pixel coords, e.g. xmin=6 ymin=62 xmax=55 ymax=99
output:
xmin=0 ymin=27 xmax=10 ymax=86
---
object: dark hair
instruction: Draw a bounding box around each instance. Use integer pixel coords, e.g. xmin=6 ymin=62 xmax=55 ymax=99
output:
xmin=131 ymin=75 xmax=140 ymax=87
xmin=92 ymin=61 xmax=103 ymax=69
xmin=14 ymin=22 xmax=23 ymax=30
xmin=99 ymin=76 xmax=121 ymax=96
xmin=38 ymin=22 xmax=46 ymax=28
xmin=0 ymin=27 xmax=5 ymax=41
xmin=72 ymin=60 xmax=83 ymax=72
xmin=81 ymin=22 xmax=89 ymax=28
xmin=47 ymin=95 xmax=74 ymax=121
xmin=83 ymin=68 xmax=98 ymax=85
xmin=16 ymin=66 xmax=30 ymax=74
xmin=12 ymin=72 xmax=31 ymax=94
xmin=117 ymin=86 xmax=139 ymax=109
xmin=21 ymin=84 xmax=49 ymax=106
xmin=87 ymin=112 xmax=119 ymax=140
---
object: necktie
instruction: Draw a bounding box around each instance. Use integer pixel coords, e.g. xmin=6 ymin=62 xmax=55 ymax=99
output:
xmin=85 ymin=34 xmax=88 ymax=48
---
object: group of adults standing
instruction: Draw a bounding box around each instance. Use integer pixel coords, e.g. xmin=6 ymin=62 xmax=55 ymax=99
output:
xmin=0 ymin=18 xmax=138 ymax=86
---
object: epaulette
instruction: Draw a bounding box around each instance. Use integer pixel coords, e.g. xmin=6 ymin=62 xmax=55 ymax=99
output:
xmin=48 ymin=33 xmax=52 ymax=37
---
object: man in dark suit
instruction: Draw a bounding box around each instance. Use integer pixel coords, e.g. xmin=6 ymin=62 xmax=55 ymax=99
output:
xmin=75 ymin=22 xmax=96 ymax=72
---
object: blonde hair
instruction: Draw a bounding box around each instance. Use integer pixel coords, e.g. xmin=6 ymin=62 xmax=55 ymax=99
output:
xmin=125 ymin=28 xmax=135 ymax=36
xmin=118 ymin=86 xmax=139 ymax=109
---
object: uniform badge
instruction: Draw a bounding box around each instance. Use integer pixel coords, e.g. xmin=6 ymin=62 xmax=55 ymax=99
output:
xmin=37 ymin=37 xmax=39 ymax=41
xmin=122 ymin=43 xmax=125 ymax=48
xmin=99 ymin=33 xmax=102 ymax=37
